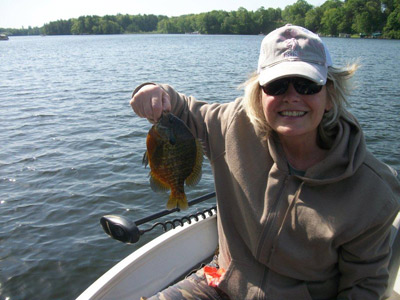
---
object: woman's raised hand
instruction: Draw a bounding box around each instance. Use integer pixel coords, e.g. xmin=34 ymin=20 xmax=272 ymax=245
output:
xmin=130 ymin=84 xmax=171 ymax=122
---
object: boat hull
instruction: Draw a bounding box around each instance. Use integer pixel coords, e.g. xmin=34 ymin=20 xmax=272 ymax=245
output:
xmin=77 ymin=214 xmax=218 ymax=300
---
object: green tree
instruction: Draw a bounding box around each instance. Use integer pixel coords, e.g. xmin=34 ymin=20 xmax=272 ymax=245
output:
xmin=71 ymin=17 xmax=85 ymax=34
xmin=97 ymin=17 xmax=122 ymax=34
xmin=196 ymin=11 xmax=226 ymax=34
xmin=221 ymin=13 xmax=236 ymax=34
xmin=125 ymin=22 xmax=140 ymax=33
xmin=141 ymin=15 xmax=160 ymax=32
xmin=319 ymin=0 xmax=346 ymax=35
xmin=348 ymin=0 xmax=384 ymax=34
xmin=382 ymin=0 xmax=395 ymax=12
xmin=234 ymin=7 xmax=255 ymax=34
xmin=353 ymin=12 xmax=367 ymax=33
xmin=43 ymin=19 xmax=72 ymax=35
xmin=282 ymin=0 xmax=314 ymax=27
xmin=83 ymin=16 xmax=93 ymax=34
xmin=384 ymin=0 xmax=400 ymax=38
xmin=175 ymin=15 xmax=197 ymax=33
xmin=254 ymin=7 xmax=283 ymax=34
xmin=305 ymin=7 xmax=324 ymax=32
xmin=321 ymin=7 xmax=343 ymax=35
xmin=157 ymin=18 xmax=179 ymax=33
xmin=116 ymin=14 xmax=132 ymax=31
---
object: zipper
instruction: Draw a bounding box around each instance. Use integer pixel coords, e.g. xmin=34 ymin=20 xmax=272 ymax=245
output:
xmin=256 ymin=178 xmax=305 ymax=300
xmin=257 ymin=266 xmax=269 ymax=300
xmin=255 ymin=175 xmax=288 ymax=261
xmin=254 ymin=175 xmax=288 ymax=300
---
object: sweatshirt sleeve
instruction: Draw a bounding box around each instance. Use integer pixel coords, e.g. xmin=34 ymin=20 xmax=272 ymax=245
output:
xmin=337 ymin=200 xmax=399 ymax=299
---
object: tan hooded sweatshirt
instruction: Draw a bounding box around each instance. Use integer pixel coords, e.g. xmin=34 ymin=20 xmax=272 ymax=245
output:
xmin=134 ymin=84 xmax=400 ymax=299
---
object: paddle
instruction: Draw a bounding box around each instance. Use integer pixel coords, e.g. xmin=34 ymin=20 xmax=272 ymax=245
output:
xmin=100 ymin=192 xmax=216 ymax=244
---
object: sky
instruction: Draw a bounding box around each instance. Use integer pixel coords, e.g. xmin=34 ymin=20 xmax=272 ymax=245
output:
xmin=0 ymin=0 xmax=325 ymax=29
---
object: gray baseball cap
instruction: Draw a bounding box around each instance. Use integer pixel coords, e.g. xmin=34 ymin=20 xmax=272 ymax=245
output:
xmin=258 ymin=24 xmax=332 ymax=86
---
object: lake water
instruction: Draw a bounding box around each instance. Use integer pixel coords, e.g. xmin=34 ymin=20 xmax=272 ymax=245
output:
xmin=1 ymin=34 xmax=399 ymax=300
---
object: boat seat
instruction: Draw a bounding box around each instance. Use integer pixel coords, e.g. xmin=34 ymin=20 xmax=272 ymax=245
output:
xmin=384 ymin=212 xmax=400 ymax=299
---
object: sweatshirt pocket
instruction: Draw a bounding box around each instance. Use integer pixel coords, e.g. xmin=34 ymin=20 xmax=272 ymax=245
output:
xmin=264 ymin=269 xmax=313 ymax=300
xmin=218 ymin=259 xmax=313 ymax=300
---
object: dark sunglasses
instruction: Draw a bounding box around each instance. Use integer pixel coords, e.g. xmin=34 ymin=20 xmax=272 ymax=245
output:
xmin=261 ymin=77 xmax=323 ymax=96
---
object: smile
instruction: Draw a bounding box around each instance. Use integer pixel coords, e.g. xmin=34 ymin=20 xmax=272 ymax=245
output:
xmin=279 ymin=111 xmax=307 ymax=117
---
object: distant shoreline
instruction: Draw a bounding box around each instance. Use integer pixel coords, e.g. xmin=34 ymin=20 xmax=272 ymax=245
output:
xmin=3 ymin=32 xmax=392 ymax=41
xmin=1 ymin=1 xmax=399 ymax=39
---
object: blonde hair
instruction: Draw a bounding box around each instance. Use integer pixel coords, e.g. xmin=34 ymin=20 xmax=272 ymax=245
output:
xmin=241 ymin=64 xmax=359 ymax=148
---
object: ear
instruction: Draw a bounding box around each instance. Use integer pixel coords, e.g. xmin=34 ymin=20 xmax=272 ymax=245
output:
xmin=325 ymin=101 xmax=333 ymax=112
xmin=324 ymin=93 xmax=333 ymax=112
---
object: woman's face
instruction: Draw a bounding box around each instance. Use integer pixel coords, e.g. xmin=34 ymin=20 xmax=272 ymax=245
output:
xmin=261 ymin=78 xmax=332 ymax=143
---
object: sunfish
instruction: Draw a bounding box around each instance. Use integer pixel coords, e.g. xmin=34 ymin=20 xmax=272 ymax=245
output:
xmin=143 ymin=112 xmax=203 ymax=210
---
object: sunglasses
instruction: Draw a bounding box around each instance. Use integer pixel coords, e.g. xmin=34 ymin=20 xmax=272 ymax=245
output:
xmin=261 ymin=77 xmax=323 ymax=96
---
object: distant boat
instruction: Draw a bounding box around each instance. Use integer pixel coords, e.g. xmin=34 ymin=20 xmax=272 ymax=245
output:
xmin=339 ymin=33 xmax=351 ymax=38
xmin=0 ymin=34 xmax=9 ymax=41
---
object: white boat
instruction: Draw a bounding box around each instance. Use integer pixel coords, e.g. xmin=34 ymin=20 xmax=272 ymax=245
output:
xmin=77 ymin=202 xmax=400 ymax=300
xmin=0 ymin=34 xmax=9 ymax=41
xmin=77 ymin=213 xmax=218 ymax=300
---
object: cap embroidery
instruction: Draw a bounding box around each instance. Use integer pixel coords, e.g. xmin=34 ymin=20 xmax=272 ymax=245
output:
xmin=283 ymin=38 xmax=299 ymax=58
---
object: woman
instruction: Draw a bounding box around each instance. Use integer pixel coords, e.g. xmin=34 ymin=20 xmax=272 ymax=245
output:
xmin=131 ymin=24 xmax=400 ymax=299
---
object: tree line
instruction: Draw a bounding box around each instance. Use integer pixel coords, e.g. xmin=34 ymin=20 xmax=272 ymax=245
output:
xmin=2 ymin=0 xmax=400 ymax=38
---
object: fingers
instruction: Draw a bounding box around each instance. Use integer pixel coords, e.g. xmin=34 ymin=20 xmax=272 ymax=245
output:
xmin=130 ymin=85 xmax=171 ymax=122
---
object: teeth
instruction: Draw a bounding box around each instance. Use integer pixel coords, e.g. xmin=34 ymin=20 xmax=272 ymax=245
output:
xmin=280 ymin=111 xmax=306 ymax=117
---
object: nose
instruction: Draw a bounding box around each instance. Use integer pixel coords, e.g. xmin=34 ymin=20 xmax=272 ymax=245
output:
xmin=282 ymin=83 xmax=300 ymax=102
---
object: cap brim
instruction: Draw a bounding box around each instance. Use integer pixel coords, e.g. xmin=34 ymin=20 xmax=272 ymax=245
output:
xmin=258 ymin=61 xmax=327 ymax=86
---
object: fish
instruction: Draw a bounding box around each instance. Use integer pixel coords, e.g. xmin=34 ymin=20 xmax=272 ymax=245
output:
xmin=143 ymin=112 xmax=203 ymax=210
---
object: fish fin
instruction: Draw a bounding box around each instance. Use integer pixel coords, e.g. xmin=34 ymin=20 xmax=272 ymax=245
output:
xmin=185 ymin=139 xmax=203 ymax=186
xmin=167 ymin=192 xmax=188 ymax=210
xmin=142 ymin=151 xmax=148 ymax=168
xmin=150 ymin=173 xmax=170 ymax=192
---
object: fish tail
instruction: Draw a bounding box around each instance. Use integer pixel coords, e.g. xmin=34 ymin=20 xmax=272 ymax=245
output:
xmin=167 ymin=191 xmax=188 ymax=210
